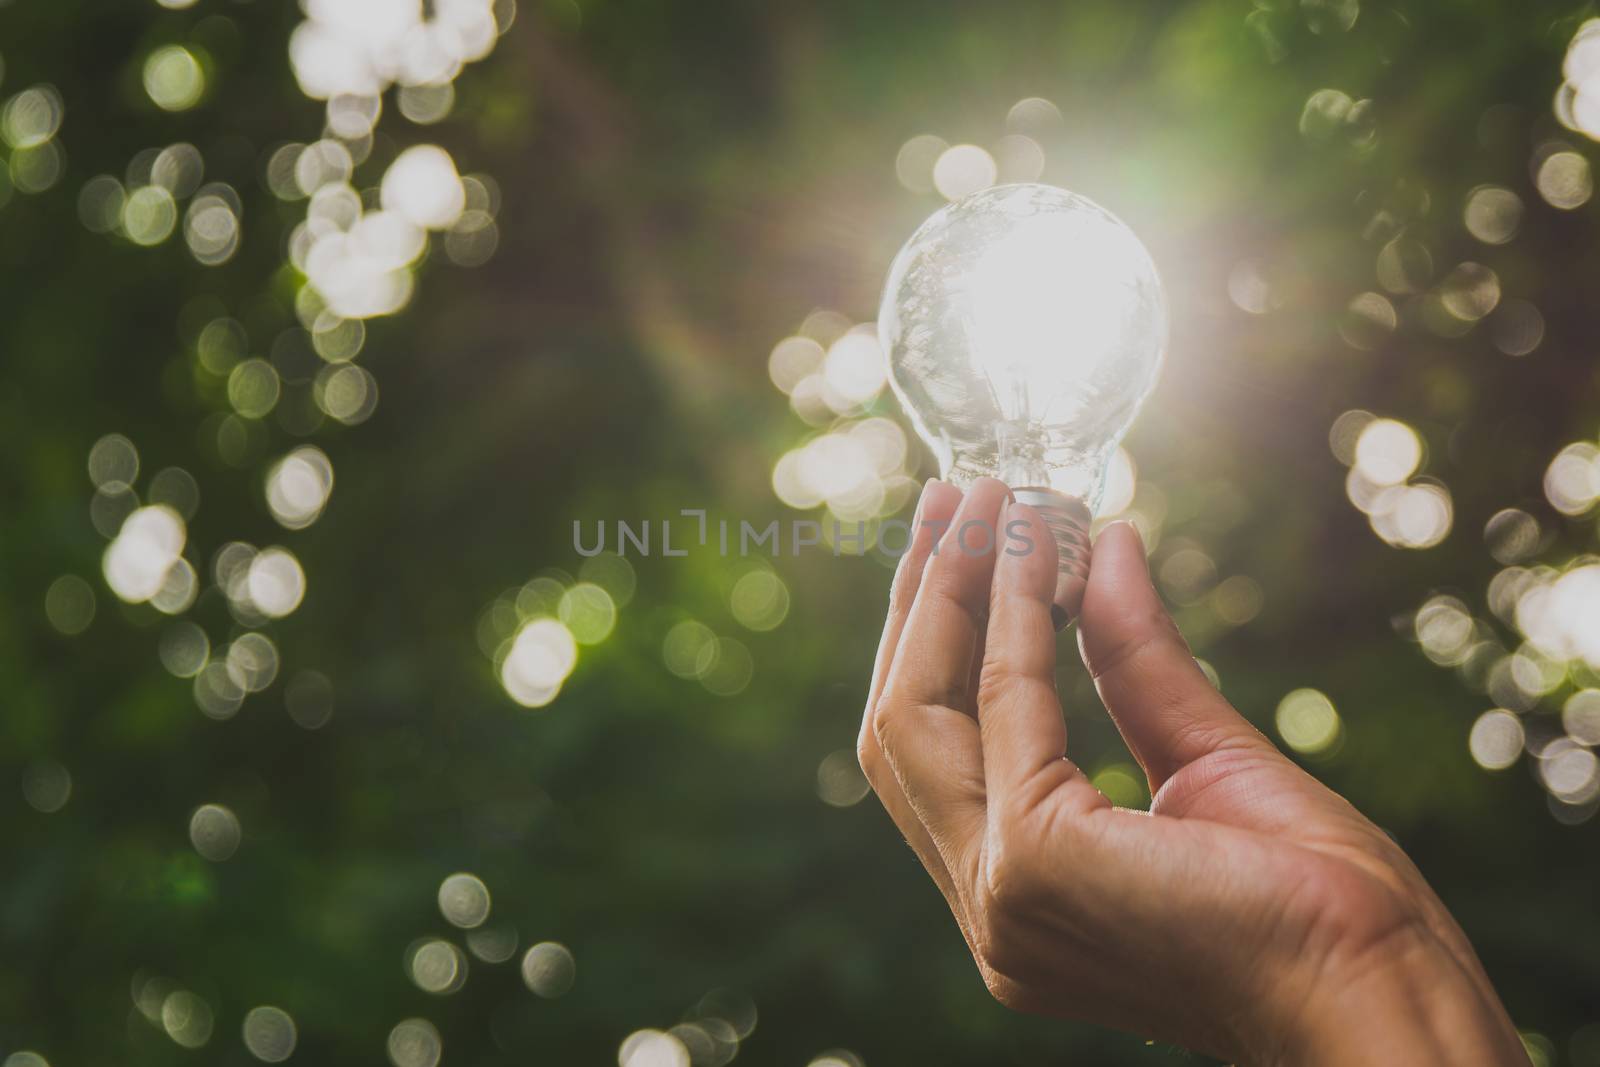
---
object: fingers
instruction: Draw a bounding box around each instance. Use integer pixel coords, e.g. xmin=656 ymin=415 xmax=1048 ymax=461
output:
xmin=865 ymin=479 xmax=962 ymax=711
xmin=1076 ymin=522 xmax=1276 ymax=791
xmin=874 ymin=478 xmax=1011 ymax=873
xmin=886 ymin=478 xmax=1011 ymax=713
xmin=977 ymin=499 xmax=1072 ymax=810
xmin=858 ymin=480 xmax=977 ymax=932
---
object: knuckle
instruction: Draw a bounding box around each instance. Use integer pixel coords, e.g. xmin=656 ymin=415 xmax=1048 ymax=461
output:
xmin=921 ymin=553 xmax=964 ymax=599
xmin=871 ymin=698 xmax=905 ymax=754
xmin=974 ymin=663 xmax=1017 ymax=713
xmin=855 ymin=720 xmax=883 ymax=782
xmin=981 ymin=842 xmax=1045 ymax=919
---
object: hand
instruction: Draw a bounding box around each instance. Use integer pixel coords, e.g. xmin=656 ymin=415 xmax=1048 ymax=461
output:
xmin=857 ymin=478 xmax=1529 ymax=1065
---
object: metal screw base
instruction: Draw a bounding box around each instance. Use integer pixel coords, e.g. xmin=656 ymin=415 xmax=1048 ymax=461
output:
xmin=1011 ymin=487 xmax=1092 ymax=630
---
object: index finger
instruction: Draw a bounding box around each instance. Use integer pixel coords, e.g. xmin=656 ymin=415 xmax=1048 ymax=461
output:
xmin=977 ymin=498 xmax=1072 ymax=810
xmin=865 ymin=479 xmax=962 ymax=711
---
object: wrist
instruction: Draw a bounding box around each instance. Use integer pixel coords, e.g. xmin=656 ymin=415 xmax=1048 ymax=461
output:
xmin=1249 ymin=925 xmax=1526 ymax=1067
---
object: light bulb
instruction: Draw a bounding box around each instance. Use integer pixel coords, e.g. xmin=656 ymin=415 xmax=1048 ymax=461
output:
xmin=878 ymin=182 xmax=1167 ymax=625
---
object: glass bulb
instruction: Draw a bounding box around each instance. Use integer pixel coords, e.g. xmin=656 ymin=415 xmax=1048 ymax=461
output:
xmin=879 ymin=182 xmax=1167 ymax=622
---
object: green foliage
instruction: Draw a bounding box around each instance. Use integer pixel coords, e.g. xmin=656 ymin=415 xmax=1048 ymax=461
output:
xmin=2 ymin=0 xmax=1599 ymax=1065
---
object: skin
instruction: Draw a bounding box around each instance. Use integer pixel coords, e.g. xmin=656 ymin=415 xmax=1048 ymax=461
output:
xmin=857 ymin=477 xmax=1530 ymax=1066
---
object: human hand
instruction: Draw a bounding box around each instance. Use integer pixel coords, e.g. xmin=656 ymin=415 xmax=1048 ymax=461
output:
xmin=857 ymin=478 xmax=1529 ymax=1065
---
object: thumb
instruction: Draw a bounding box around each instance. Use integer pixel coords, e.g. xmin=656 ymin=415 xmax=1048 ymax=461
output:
xmin=1076 ymin=522 xmax=1275 ymax=790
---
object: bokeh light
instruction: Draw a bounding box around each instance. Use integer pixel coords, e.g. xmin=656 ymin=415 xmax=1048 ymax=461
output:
xmin=189 ymin=803 xmax=242 ymax=861
xmin=521 ymin=941 xmax=576 ymax=998
xmin=144 ymin=46 xmax=206 ymax=111
xmin=103 ymin=505 xmax=187 ymax=604
xmin=406 ymin=937 xmax=468 ymax=994
xmin=266 ymin=446 xmax=335 ymax=529
xmin=21 ymin=760 xmax=72 ymax=814
xmin=815 ymin=750 xmax=870 ymax=807
xmin=619 ymin=1029 xmax=690 ymax=1067
xmin=1469 ymin=709 xmax=1525 ymax=771
xmin=932 ymin=144 xmax=997 ymax=201
xmin=387 ymin=1019 xmax=442 ymax=1067
xmin=162 ymin=990 xmax=214 ymax=1048
xmin=438 ymin=872 xmax=491 ymax=929
xmin=44 ymin=574 xmax=96 ymax=635
xmin=242 ymin=1006 xmax=298 ymax=1063
xmin=1275 ymin=688 xmax=1342 ymax=756
xmin=499 ymin=617 xmax=579 ymax=708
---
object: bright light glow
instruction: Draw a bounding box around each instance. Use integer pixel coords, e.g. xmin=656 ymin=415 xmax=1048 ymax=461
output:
xmin=103 ymin=505 xmax=187 ymax=603
xmin=821 ymin=329 xmax=886 ymax=407
xmin=500 ymin=617 xmax=578 ymax=707
xmin=931 ymin=144 xmax=996 ymax=201
xmin=1515 ymin=563 xmax=1600 ymax=668
xmin=266 ymin=446 xmax=335 ymax=529
xmin=1544 ymin=441 xmax=1600 ymax=515
xmin=1097 ymin=448 xmax=1137 ymax=517
xmin=967 ymin=212 xmax=1143 ymax=403
xmin=1353 ymin=418 xmax=1421 ymax=486
xmin=881 ymin=184 xmax=1165 ymax=505
xmin=1370 ymin=482 xmax=1453 ymax=549
xmin=1557 ymin=21 xmax=1600 ymax=142
xmin=619 ymin=1030 xmax=690 ymax=1067
xmin=382 ymin=145 xmax=465 ymax=230
xmin=248 ymin=548 xmax=307 ymax=618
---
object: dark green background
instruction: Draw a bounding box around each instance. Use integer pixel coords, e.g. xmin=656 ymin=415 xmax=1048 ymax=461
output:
xmin=3 ymin=0 xmax=1598 ymax=1064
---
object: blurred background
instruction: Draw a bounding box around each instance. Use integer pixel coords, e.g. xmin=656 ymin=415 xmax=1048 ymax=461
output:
xmin=3 ymin=0 xmax=1600 ymax=1064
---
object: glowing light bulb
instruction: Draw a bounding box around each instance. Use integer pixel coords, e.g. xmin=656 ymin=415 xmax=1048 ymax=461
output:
xmin=879 ymin=183 xmax=1167 ymax=624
